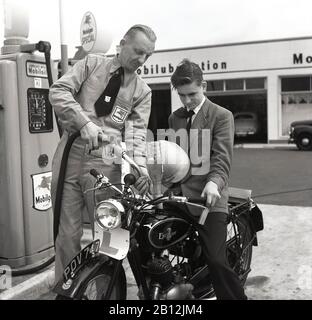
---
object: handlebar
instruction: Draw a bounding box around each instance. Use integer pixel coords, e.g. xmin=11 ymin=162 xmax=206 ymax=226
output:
xmin=86 ymin=173 xmax=207 ymax=208
xmin=181 ymin=196 xmax=206 ymax=206
xmin=162 ymin=195 xmax=208 ymax=225
xmin=90 ymin=169 xmax=102 ymax=179
xmin=157 ymin=195 xmax=206 ymax=206
xmin=84 ymin=170 xmax=123 ymax=195
xmin=86 ymin=172 xmax=209 ymax=225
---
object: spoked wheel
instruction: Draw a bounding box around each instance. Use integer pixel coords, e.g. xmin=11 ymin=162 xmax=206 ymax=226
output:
xmin=226 ymin=214 xmax=253 ymax=284
xmin=192 ymin=214 xmax=253 ymax=299
xmin=77 ymin=264 xmax=127 ymax=300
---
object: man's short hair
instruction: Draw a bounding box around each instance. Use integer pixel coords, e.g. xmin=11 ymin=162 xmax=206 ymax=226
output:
xmin=171 ymin=59 xmax=203 ymax=89
xmin=124 ymin=24 xmax=157 ymax=43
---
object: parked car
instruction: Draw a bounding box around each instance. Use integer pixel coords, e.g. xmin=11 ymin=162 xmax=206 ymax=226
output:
xmin=288 ymin=120 xmax=312 ymax=151
xmin=233 ymin=112 xmax=259 ymax=137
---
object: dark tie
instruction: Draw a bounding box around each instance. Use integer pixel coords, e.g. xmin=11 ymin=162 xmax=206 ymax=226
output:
xmin=94 ymin=67 xmax=124 ymax=117
xmin=185 ymin=109 xmax=195 ymax=134
xmin=173 ymin=107 xmax=195 ymax=123
xmin=173 ymin=107 xmax=195 ymax=152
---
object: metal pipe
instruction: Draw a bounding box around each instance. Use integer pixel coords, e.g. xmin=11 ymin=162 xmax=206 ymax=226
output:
xmin=59 ymin=0 xmax=68 ymax=75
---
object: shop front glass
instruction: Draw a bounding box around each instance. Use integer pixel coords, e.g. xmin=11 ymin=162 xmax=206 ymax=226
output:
xmin=281 ymin=76 xmax=312 ymax=135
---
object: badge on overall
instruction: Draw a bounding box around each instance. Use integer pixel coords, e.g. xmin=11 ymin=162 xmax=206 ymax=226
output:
xmin=111 ymin=106 xmax=128 ymax=123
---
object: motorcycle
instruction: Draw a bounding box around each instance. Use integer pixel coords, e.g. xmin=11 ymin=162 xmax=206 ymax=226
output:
xmin=53 ymin=142 xmax=264 ymax=300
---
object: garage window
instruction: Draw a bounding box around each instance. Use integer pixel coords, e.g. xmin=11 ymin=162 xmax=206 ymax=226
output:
xmin=206 ymin=80 xmax=223 ymax=91
xmin=281 ymin=77 xmax=310 ymax=92
xmin=226 ymin=79 xmax=244 ymax=90
xmin=206 ymin=78 xmax=266 ymax=93
xmin=281 ymin=76 xmax=312 ymax=135
xmin=246 ymin=78 xmax=265 ymax=90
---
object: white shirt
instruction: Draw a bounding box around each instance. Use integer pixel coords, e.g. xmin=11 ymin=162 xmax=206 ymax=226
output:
xmin=186 ymin=96 xmax=205 ymax=123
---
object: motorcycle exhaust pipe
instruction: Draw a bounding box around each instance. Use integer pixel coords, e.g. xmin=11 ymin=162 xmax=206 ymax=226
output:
xmin=198 ymin=207 xmax=209 ymax=225
xmin=163 ymin=283 xmax=195 ymax=300
xmin=150 ymin=283 xmax=161 ymax=300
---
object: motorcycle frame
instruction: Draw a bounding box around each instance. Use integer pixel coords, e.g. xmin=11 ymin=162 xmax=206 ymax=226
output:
xmin=104 ymin=200 xmax=258 ymax=300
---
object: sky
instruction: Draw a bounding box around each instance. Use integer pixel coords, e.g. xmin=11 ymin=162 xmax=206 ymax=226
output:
xmin=1 ymin=0 xmax=312 ymax=60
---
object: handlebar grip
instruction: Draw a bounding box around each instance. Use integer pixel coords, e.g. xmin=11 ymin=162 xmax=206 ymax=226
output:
xmin=90 ymin=169 xmax=101 ymax=179
xmin=187 ymin=197 xmax=206 ymax=205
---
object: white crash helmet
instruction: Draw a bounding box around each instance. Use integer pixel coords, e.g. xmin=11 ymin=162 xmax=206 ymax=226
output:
xmin=146 ymin=140 xmax=190 ymax=186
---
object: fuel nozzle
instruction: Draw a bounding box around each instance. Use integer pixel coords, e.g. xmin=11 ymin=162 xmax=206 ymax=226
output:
xmin=20 ymin=40 xmax=51 ymax=54
xmin=19 ymin=40 xmax=54 ymax=88
xmin=36 ymin=41 xmax=51 ymax=54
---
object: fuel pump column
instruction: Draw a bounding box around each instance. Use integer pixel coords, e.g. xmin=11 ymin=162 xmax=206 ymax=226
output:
xmin=0 ymin=13 xmax=59 ymax=268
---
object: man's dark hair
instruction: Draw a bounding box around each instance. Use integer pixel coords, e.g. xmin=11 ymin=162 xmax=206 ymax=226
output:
xmin=124 ymin=24 xmax=157 ymax=42
xmin=171 ymin=59 xmax=203 ymax=89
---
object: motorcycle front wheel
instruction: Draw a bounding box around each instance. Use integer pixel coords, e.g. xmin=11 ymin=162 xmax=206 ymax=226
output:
xmin=76 ymin=263 xmax=127 ymax=300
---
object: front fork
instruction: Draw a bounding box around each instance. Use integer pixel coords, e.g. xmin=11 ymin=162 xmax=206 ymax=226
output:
xmin=127 ymin=239 xmax=151 ymax=300
xmin=103 ymin=239 xmax=150 ymax=300
xmin=103 ymin=259 xmax=123 ymax=299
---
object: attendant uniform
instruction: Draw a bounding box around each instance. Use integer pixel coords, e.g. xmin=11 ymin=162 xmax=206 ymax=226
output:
xmin=49 ymin=54 xmax=151 ymax=283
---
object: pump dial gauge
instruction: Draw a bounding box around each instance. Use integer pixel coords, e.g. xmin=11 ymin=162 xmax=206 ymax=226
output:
xmin=27 ymin=88 xmax=53 ymax=133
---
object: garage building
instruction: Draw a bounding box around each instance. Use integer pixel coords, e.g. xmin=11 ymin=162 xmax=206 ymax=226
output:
xmin=139 ymin=36 xmax=312 ymax=143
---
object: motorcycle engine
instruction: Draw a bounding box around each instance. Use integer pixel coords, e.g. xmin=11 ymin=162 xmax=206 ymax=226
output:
xmin=147 ymin=256 xmax=173 ymax=290
xmin=147 ymin=256 xmax=194 ymax=300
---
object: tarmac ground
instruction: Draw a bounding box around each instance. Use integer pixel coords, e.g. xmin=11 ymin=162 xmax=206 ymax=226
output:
xmin=1 ymin=203 xmax=311 ymax=300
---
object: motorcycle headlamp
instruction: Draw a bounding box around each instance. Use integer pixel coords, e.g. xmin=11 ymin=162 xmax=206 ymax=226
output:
xmin=94 ymin=199 xmax=124 ymax=230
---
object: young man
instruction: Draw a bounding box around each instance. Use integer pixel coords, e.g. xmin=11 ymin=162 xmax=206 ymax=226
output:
xmin=49 ymin=25 xmax=157 ymax=283
xmin=168 ymin=59 xmax=247 ymax=300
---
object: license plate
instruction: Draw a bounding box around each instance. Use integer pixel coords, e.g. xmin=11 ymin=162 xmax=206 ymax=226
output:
xmin=63 ymin=239 xmax=100 ymax=282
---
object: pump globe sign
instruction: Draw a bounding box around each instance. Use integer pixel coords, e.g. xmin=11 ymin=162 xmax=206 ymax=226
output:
xmin=80 ymin=11 xmax=97 ymax=52
xmin=80 ymin=11 xmax=113 ymax=54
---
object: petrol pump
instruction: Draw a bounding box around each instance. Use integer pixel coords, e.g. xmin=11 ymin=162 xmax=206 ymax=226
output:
xmin=0 ymin=6 xmax=60 ymax=268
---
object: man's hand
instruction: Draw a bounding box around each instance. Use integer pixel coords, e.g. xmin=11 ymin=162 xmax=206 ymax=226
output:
xmin=134 ymin=167 xmax=153 ymax=195
xmin=80 ymin=122 xmax=106 ymax=150
xmin=201 ymin=181 xmax=221 ymax=208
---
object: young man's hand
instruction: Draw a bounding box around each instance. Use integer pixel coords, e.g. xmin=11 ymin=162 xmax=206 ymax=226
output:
xmin=201 ymin=181 xmax=221 ymax=208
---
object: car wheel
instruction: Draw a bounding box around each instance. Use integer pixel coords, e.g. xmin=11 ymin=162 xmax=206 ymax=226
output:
xmin=296 ymin=133 xmax=312 ymax=151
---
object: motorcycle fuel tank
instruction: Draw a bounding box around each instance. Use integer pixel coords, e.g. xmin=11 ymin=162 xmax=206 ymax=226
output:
xmin=148 ymin=217 xmax=191 ymax=249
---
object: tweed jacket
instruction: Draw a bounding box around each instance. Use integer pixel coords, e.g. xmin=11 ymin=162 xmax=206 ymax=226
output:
xmin=168 ymin=98 xmax=234 ymax=213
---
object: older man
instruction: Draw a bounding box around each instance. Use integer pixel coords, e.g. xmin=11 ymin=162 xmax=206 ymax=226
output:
xmin=50 ymin=24 xmax=157 ymax=283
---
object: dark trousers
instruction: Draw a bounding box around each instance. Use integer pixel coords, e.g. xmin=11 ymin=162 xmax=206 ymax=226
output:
xmin=197 ymin=211 xmax=247 ymax=300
